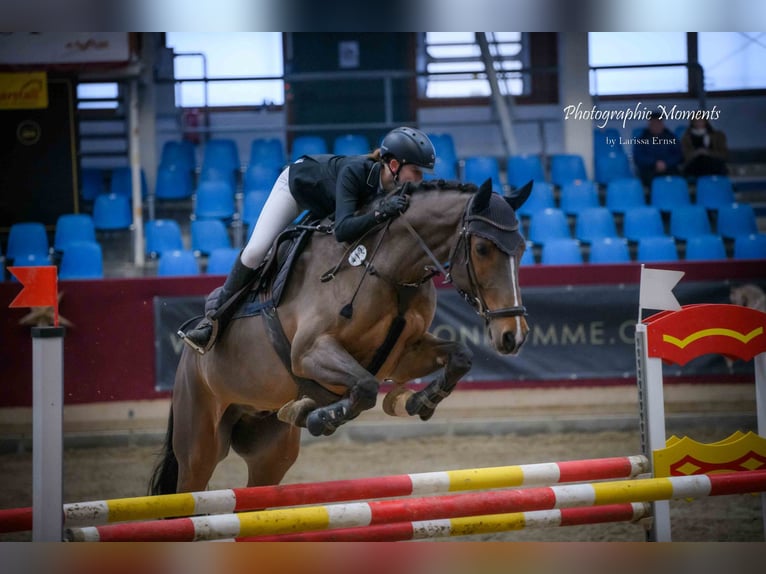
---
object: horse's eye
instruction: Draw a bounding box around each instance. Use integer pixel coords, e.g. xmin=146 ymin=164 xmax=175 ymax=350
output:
xmin=475 ymin=242 xmax=491 ymax=257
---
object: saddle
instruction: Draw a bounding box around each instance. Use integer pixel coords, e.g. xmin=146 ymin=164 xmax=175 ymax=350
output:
xmin=202 ymin=221 xmax=320 ymax=320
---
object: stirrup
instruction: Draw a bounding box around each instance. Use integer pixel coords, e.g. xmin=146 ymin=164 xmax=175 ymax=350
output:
xmin=178 ymin=319 xmax=219 ymax=355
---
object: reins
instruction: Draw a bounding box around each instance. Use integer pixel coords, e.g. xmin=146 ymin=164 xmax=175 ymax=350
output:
xmin=322 ymin=187 xmax=527 ymax=324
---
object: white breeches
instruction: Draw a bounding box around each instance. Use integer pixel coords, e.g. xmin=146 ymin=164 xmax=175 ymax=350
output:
xmin=240 ymin=167 xmax=302 ymax=268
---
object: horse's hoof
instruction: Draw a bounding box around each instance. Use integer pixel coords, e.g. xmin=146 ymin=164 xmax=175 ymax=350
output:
xmin=277 ymin=397 xmax=317 ymax=427
xmin=306 ymin=410 xmax=338 ymax=437
xmin=405 ymin=395 xmax=436 ymax=421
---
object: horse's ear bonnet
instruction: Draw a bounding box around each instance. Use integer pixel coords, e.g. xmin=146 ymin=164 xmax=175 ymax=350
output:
xmin=464 ymin=182 xmax=524 ymax=255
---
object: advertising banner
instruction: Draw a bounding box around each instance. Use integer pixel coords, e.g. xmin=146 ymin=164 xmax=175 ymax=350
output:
xmin=154 ymin=280 xmax=760 ymax=391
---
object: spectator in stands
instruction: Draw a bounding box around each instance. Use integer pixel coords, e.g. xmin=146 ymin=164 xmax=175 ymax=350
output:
xmin=633 ymin=111 xmax=684 ymax=187
xmin=179 ymin=127 xmax=436 ymax=355
xmin=681 ymin=116 xmax=729 ymax=178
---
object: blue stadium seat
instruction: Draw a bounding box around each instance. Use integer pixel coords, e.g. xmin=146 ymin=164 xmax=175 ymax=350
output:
xmin=463 ymin=156 xmax=502 ymax=191
xmin=59 ymin=240 xmax=104 ymax=279
xmin=637 ymin=236 xmax=679 ymax=262
xmin=684 ymin=234 xmax=727 ymax=261
xmin=333 ymin=133 xmax=370 ymax=156
xmin=559 ymin=180 xmax=600 ymax=215
xmin=242 ymin=190 xmax=269 ymax=225
xmin=593 ymin=128 xmax=621 ymax=154
xmin=527 ymin=208 xmax=571 ymax=245
xmin=733 ymin=233 xmax=766 ymax=260
xmin=695 ymin=175 xmax=735 ymax=210
xmin=426 ymin=133 xmax=458 ymax=180
xmin=290 ymin=135 xmax=328 ymax=161
xmin=206 ymin=247 xmax=240 ymax=274
xmin=199 ymin=164 xmax=237 ymax=192
xmin=249 ymin=138 xmax=285 ymax=170
xmin=516 ymin=181 xmax=556 ymax=218
xmin=506 ymin=154 xmax=546 ymax=189
xmin=54 ymin=214 xmax=96 ymax=253
xmin=93 ymin=193 xmax=132 ymax=230
xmin=669 ymin=205 xmax=712 ymax=241
xmin=520 ymin=241 xmax=536 ymax=266
xmin=550 ymin=154 xmax=587 ymax=187
xmin=157 ymin=250 xmax=200 ymax=276
xmin=588 ymin=237 xmax=631 ymax=264
xmin=541 ymin=238 xmax=583 ymax=265
xmin=244 ymin=163 xmax=280 ymax=194
xmin=427 ymin=133 xmax=457 ymax=165
xmin=155 ymin=163 xmax=194 ymax=201
xmin=623 ymin=207 xmax=665 ymax=242
xmin=717 ymin=203 xmax=758 ymax=239
xmin=6 ymin=222 xmax=50 ymax=262
xmin=650 ymin=176 xmax=691 ymax=212
xmin=202 ymin=138 xmax=240 ymax=173
xmin=145 ymin=219 xmax=185 ymax=257
xmin=161 ymin=140 xmax=196 ymax=172
xmin=194 ymin=181 xmax=236 ymax=221
xmin=605 ymin=178 xmax=645 ymax=214
xmin=574 ymin=207 xmax=618 ymax=243
xmin=8 ymin=252 xmax=51 ymax=271
xmin=191 ymin=219 xmax=232 ymax=256
xmin=425 ymin=156 xmax=458 ymax=180
xmin=109 ymin=167 xmax=149 ymax=199
xmin=594 ymin=150 xmax=632 ymax=185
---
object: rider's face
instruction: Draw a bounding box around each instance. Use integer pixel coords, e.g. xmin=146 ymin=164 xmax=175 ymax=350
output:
xmin=396 ymin=163 xmax=424 ymax=184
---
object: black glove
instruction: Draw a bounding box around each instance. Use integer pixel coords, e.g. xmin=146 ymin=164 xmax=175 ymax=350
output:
xmin=375 ymin=195 xmax=409 ymax=223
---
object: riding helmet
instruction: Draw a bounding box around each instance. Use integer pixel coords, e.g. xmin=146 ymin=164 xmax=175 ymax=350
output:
xmin=380 ymin=127 xmax=436 ymax=173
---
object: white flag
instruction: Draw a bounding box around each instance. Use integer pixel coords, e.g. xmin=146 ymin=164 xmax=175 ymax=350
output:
xmin=639 ymin=266 xmax=684 ymax=311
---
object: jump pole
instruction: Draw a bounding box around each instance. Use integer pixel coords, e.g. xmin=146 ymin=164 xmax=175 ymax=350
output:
xmin=64 ymin=470 xmax=766 ymax=542
xmin=0 ymin=455 xmax=649 ymax=533
xmin=239 ymin=503 xmax=652 ymax=542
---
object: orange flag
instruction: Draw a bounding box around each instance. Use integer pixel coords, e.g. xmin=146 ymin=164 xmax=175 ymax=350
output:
xmin=8 ymin=266 xmax=59 ymax=326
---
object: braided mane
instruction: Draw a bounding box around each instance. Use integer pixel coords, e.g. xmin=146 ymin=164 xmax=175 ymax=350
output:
xmin=407 ymin=179 xmax=479 ymax=194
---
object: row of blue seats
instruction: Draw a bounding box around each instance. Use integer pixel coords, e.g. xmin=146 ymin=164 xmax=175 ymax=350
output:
xmin=526 ymin=203 xmax=759 ymax=245
xmin=1 ymin=217 xmax=104 ymax=280
xmin=524 ymin=233 xmax=766 ymax=265
xmin=521 ymin=175 xmax=738 ymax=219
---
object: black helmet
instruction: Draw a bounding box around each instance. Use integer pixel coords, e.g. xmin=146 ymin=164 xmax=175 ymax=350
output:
xmin=380 ymin=127 xmax=436 ymax=173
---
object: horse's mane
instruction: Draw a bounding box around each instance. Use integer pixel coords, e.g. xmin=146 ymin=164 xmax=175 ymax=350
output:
xmin=406 ymin=179 xmax=478 ymax=195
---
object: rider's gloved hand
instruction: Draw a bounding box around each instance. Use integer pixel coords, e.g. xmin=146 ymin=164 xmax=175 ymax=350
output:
xmin=375 ymin=195 xmax=409 ymax=223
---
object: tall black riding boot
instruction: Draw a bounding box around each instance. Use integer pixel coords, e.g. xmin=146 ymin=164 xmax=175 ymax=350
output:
xmin=179 ymin=257 xmax=260 ymax=354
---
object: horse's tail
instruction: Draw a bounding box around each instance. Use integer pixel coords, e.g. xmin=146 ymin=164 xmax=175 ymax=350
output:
xmin=148 ymin=405 xmax=178 ymax=495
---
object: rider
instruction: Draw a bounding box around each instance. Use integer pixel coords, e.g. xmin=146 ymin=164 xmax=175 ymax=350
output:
xmin=179 ymin=126 xmax=437 ymax=354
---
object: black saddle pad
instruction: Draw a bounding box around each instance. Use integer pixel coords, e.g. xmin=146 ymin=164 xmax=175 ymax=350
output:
xmin=231 ymin=224 xmax=316 ymax=320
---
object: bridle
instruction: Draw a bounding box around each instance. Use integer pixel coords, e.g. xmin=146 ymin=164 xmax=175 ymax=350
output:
xmin=400 ymin=193 xmax=527 ymax=324
xmin=323 ymin=187 xmax=527 ymax=324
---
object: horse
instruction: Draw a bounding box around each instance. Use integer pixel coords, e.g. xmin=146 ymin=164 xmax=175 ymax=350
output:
xmin=150 ymin=178 xmax=532 ymax=495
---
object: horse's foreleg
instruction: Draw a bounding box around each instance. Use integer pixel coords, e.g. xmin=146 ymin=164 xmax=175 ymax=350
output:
xmin=383 ymin=333 xmax=473 ymax=421
xmin=294 ymin=335 xmax=380 ymax=437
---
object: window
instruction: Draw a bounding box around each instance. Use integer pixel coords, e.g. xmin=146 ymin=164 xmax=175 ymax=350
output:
xmin=165 ymin=33 xmax=284 ymax=108
xmin=698 ymin=32 xmax=766 ymax=91
xmin=77 ymin=83 xmax=120 ymax=110
xmin=423 ymin=32 xmax=527 ymax=99
xmin=588 ymin=33 xmax=688 ymax=95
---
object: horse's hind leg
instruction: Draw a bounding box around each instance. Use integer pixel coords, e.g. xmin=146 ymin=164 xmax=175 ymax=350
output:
xmin=172 ymin=368 xmax=230 ymax=492
xmin=230 ymin=412 xmax=301 ymax=486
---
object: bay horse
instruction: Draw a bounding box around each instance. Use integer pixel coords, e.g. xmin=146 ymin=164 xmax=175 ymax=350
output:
xmin=150 ymin=178 xmax=532 ymax=495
